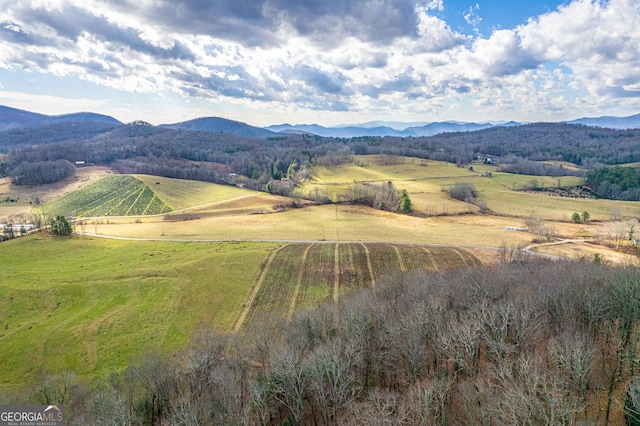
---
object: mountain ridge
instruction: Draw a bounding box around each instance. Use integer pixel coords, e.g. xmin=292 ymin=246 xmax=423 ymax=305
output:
xmin=0 ymin=105 xmax=122 ymax=130
xmin=1 ymin=104 xmax=639 ymax=138
xmin=159 ymin=116 xmax=277 ymax=138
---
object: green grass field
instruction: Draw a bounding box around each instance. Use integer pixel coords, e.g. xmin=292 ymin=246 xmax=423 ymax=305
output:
xmin=0 ymin=235 xmax=276 ymax=392
xmin=0 ymin=234 xmax=485 ymax=391
xmin=135 ymin=174 xmax=255 ymax=210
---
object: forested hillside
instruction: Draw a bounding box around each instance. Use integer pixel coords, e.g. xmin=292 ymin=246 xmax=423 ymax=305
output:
xmin=2 ymin=122 xmax=640 ymax=193
xmin=586 ymin=166 xmax=640 ymax=200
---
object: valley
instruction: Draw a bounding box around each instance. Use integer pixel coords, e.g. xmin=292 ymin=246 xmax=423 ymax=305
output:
xmin=1 ymin=113 xmax=640 ymax=424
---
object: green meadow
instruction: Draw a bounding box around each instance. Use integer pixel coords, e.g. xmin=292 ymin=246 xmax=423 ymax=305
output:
xmin=0 ymin=235 xmax=276 ymax=391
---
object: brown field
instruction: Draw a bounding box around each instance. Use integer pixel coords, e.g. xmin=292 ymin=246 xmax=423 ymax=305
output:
xmin=530 ymin=240 xmax=640 ymax=265
xmin=86 ymin=204 xmax=540 ymax=247
xmin=300 ymin=156 xmax=640 ymax=223
xmin=5 ymin=156 xmax=639 ymax=267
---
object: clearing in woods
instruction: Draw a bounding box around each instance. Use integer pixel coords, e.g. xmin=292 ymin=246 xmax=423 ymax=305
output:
xmin=239 ymin=242 xmax=480 ymax=332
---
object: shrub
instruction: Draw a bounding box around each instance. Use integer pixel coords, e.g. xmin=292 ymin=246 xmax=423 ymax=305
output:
xmin=50 ymin=215 xmax=73 ymax=236
xmin=448 ymin=182 xmax=478 ymax=202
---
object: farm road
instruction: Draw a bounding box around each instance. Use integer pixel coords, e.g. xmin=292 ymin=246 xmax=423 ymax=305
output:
xmin=79 ymin=231 xmax=595 ymax=261
xmin=523 ymin=238 xmax=596 ymax=260
xmin=79 ymin=231 xmax=579 ymax=263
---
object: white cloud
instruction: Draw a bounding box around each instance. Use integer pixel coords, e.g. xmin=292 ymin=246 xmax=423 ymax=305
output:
xmin=0 ymin=0 xmax=639 ymax=124
xmin=518 ymin=0 xmax=640 ymax=99
xmin=424 ymin=0 xmax=444 ymax=11
xmin=464 ymin=4 xmax=482 ymax=28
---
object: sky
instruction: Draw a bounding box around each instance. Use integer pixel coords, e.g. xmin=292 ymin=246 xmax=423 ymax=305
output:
xmin=0 ymin=0 xmax=639 ymax=127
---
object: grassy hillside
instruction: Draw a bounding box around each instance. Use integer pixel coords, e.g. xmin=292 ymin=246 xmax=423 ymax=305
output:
xmin=41 ymin=175 xmax=172 ymax=217
xmin=299 ymin=155 xmax=638 ymax=220
xmin=134 ymin=174 xmax=254 ymax=210
xmin=0 ymin=235 xmax=484 ymax=392
xmin=0 ymin=235 xmax=275 ymax=391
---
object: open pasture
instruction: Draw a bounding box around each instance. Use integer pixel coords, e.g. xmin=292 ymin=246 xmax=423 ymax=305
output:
xmin=312 ymin=155 xmax=475 ymax=184
xmin=240 ymin=242 xmax=481 ymax=332
xmin=135 ymin=174 xmax=255 ymax=210
xmin=0 ymin=235 xmax=275 ymax=391
xmin=302 ymin=156 xmax=599 ymax=219
xmin=167 ymin=192 xmax=305 ymax=218
xmin=478 ymin=186 xmax=640 ymax=221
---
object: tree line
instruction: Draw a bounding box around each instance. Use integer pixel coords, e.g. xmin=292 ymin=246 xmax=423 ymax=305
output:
xmin=3 ymin=123 xmax=640 ymax=190
xmin=3 ymin=257 xmax=639 ymax=425
xmin=497 ymin=158 xmax=584 ymax=177
xmin=9 ymin=159 xmax=76 ymax=185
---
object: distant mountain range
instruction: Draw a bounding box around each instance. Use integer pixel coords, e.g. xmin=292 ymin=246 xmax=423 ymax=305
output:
xmin=264 ymin=121 xmax=523 ymax=137
xmin=1 ymin=105 xmax=639 ymax=139
xmin=566 ymin=114 xmax=640 ymax=129
xmin=0 ymin=105 xmax=122 ymax=130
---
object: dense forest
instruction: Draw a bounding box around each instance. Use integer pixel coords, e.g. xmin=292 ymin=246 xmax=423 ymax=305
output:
xmin=9 ymin=159 xmax=76 ymax=185
xmin=4 ymin=258 xmax=639 ymax=425
xmin=2 ymin=122 xmax=640 ymax=194
xmin=586 ymin=166 xmax=640 ymax=201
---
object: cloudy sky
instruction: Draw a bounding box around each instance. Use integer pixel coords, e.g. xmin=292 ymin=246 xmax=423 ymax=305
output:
xmin=0 ymin=0 xmax=639 ymax=126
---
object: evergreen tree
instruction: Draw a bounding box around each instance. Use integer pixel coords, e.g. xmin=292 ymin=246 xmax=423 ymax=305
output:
xmin=399 ymin=189 xmax=412 ymax=213
xmin=50 ymin=216 xmax=73 ymax=236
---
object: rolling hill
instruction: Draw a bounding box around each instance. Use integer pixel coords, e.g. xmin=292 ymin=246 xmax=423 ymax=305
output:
xmin=566 ymin=113 xmax=640 ymax=129
xmin=41 ymin=175 xmax=172 ymax=217
xmin=0 ymin=105 xmax=122 ymax=130
xmin=160 ymin=116 xmax=278 ymax=138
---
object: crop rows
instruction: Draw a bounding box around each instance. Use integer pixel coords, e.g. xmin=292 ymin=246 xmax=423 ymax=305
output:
xmin=143 ymin=195 xmax=171 ymax=215
xmin=296 ymin=243 xmax=336 ymax=310
xmin=242 ymin=244 xmax=308 ymax=328
xmin=396 ymin=245 xmax=437 ymax=272
xmin=241 ymin=243 xmax=481 ymax=331
xmin=42 ymin=176 xmax=172 ymax=217
xmin=337 ymin=243 xmax=371 ymax=295
xmin=423 ymin=247 xmax=472 ymax=272
xmin=367 ymin=244 xmax=401 ymax=282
